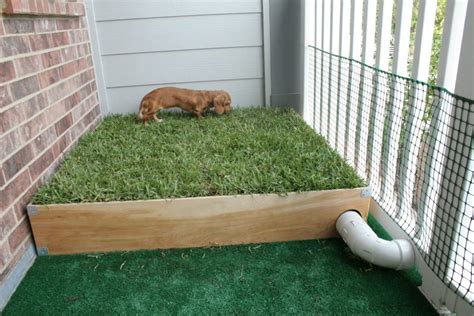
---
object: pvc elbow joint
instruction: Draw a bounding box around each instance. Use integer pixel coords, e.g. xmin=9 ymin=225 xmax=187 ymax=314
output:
xmin=336 ymin=211 xmax=415 ymax=270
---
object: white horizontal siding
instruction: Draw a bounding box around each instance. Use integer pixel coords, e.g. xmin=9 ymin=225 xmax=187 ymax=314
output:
xmin=91 ymin=0 xmax=265 ymax=113
xmin=94 ymin=0 xmax=262 ymax=21
xmin=102 ymin=47 xmax=263 ymax=88
xmin=107 ymin=79 xmax=264 ymax=114
xmin=97 ymin=13 xmax=263 ymax=55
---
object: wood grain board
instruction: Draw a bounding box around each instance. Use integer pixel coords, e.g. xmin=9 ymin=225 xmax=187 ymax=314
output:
xmin=28 ymin=188 xmax=370 ymax=255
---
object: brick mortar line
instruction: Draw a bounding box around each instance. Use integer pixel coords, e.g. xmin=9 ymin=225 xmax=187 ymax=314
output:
xmin=0 ymin=38 xmax=90 ymax=63
xmin=0 ymin=27 xmax=88 ymax=39
xmin=0 ymin=80 xmax=97 ymax=169
xmin=1 ymin=169 xmax=5 ymax=186
xmin=0 ymin=62 xmax=93 ymax=117
xmin=1 ymin=50 xmax=91 ymax=93
xmin=0 ymin=5 xmax=86 ymax=20
xmin=1 ymin=12 xmax=85 ymax=19
xmin=1 ymin=103 xmax=101 ymax=214
xmin=0 ymin=225 xmax=33 ymax=276
xmin=1 ymin=13 xmax=84 ymax=19
xmin=1 ymin=7 xmax=85 ymax=15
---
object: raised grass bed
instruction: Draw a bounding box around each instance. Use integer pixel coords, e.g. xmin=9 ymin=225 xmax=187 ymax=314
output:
xmin=28 ymin=108 xmax=369 ymax=255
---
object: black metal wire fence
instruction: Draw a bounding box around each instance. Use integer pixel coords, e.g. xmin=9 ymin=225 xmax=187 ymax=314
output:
xmin=307 ymin=45 xmax=473 ymax=304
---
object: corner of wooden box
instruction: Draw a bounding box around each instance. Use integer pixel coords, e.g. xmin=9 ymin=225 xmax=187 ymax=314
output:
xmin=26 ymin=204 xmax=40 ymax=217
xmin=360 ymin=187 xmax=372 ymax=198
xmin=36 ymin=247 xmax=49 ymax=256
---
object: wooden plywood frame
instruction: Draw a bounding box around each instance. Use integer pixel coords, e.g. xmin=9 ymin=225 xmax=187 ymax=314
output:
xmin=27 ymin=188 xmax=370 ymax=255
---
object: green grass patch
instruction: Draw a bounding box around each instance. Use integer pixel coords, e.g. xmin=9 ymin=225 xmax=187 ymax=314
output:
xmin=33 ymin=108 xmax=365 ymax=204
xmin=4 ymin=238 xmax=435 ymax=315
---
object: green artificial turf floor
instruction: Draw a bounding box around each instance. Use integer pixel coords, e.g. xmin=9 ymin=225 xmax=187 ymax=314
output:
xmin=33 ymin=108 xmax=365 ymax=204
xmin=4 ymin=216 xmax=435 ymax=315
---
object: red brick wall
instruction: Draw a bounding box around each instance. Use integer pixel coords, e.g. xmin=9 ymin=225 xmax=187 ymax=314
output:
xmin=0 ymin=0 xmax=101 ymax=284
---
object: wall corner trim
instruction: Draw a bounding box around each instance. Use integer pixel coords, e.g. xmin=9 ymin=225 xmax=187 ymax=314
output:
xmin=0 ymin=243 xmax=36 ymax=311
xmin=262 ymin=0 xmax=272 ymax=107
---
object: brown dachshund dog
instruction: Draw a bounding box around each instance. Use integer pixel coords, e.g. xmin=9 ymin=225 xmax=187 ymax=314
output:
xmin=138 ymin=87 xmax=232 ymax=124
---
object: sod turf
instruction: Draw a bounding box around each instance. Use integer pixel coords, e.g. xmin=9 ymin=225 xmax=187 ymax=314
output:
xmin=32 ymin=108 xmax=365 ymax=204
xmin=3 ymin=216 xmax=434 ymax=315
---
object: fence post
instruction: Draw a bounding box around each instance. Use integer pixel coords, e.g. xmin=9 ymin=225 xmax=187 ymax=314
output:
xmin=367 ymin=0 xmax=393 ymax=190
xmin=397 ymin=0 xmax=437 ymax=232
xmin=354 ymin=0 xmax=377 ymax=177
xmin=344 ymin=0 xmax=363 ymax=163
xmin=329 ymin=0 xmax=341 ymax=149
xmin=336 ymin=0 xmax=351 ymax=155
xmin=418 ymin=0 xmax=468 ymax=252
xmin=435 ymin=0 xmax=474 ymax=305
xmin=380 ymin=0 xmax=413 ymax=221
xmin=320 ymin=0 xmax=332 ymax=140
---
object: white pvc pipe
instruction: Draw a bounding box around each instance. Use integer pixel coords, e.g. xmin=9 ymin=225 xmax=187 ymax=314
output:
xmin=336 ymin=211 xmax=415 ymax=270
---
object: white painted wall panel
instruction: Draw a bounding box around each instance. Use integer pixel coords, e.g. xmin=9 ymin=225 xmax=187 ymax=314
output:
xmin=90 ymin=0 xmax=266 ymax=113
xmin=94 ymin=0 xmax=262 ymax=21
xmin=107 ymin=79 xmax=264 ymax=114
xmin=97 ymin=14 xmax=263 ymax=55
xmin=102 ymin=47 xmax=263 ymax=88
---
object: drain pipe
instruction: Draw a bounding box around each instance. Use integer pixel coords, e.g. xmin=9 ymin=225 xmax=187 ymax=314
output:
xmin=336 ymin=211 xmax=415 ymax=270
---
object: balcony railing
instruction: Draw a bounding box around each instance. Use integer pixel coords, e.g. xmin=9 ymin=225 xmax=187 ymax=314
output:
xmin=304 ymin=0 xmax=473 ymax=312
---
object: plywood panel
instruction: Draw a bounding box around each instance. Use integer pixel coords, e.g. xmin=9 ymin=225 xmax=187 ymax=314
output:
xmin=28 ymin=188 xmax=370 ymax=255
xmin=102 ymin=47 xmax=264 ymax=88
xmin=97 ymin=14 xmax=263 ymax=55
xmin=94 ymin=0 xmax=262 ymax=21
xmin=106 ymin=79 xmax=265 ymax=114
